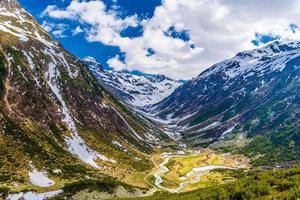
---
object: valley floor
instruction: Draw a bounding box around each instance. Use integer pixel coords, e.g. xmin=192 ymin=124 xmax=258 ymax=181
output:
xmin=120 ymin=164 xmax=300 ymax=200
xmin=4 ymin=147 xmax=300 ymax=200
xmin=143 ymin=148 xmax=249 ymax=195
xmin=3 ymin=148 xmax=250 ymax=200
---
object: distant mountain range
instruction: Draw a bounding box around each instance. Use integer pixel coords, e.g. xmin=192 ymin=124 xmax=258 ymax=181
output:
xmin=83 ymin=56 xmax=181 ymax=107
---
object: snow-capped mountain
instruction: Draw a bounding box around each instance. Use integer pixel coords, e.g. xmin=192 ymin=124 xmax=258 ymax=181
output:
xmin=83 ymin=56 xmax=181 ymax=107
xmin=150 ymin=40 xmax=300 ymax=156
xmin=0 ymin=0 xmax=169 ymax=196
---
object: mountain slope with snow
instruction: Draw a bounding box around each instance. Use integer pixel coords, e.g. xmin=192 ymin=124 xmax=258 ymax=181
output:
xmin=84 ymin=56 xmax=181 ymax=107
xmin=0 ymin=0 xmax=170 ymax=196
xmin=151 ymin=40 xmax=300 ymax=163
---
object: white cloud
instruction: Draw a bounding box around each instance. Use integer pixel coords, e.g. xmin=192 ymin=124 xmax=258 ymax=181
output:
xmin=43 ymin=1 xmax=138 ymax=45
xmin=44 ymin=0 xmax=300 ymax=80
xmin=41 ymin=20 xmax=68 ymax=38
xmin=107 ymin=55 xmax=126 ymax=71
xmin=52 ymin=29 xmax=67 ymax=38
xmin=41 ymin=21 xmax=54 ymax=32
xmin=72 ymin=26 xmax=83 ymax=36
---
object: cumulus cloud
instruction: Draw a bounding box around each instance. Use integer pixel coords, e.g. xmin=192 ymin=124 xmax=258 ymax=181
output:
xmin=43 ymin=0 xmax=300 ymax=79
xmin=107 ymin=55 xmax=126 ymax=71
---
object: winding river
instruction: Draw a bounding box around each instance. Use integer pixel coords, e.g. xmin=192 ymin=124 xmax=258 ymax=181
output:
xmin=152 ymin=152 xmax=235 ymax=193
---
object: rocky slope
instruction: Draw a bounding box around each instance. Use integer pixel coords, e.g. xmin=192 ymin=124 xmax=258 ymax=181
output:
xmin=0 ymin=0 xmax=170 ymax=195
xmin=150 ymin=40 xmax=300 ymax=163
xmin=84 ymin=56 xmax=181 ymax=108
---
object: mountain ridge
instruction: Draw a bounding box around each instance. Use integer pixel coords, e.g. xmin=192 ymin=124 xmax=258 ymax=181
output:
xmin=149 ymin=40 xmax=300 ymax=164
xmin=83 ymin=56 xmax=181 ymax=107
xmin=0 ymin=0 xmax=170 ymax=196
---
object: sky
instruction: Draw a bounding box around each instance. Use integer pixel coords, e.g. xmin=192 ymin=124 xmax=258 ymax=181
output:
xmin=19 ymin=0 xmax=300 ymax=80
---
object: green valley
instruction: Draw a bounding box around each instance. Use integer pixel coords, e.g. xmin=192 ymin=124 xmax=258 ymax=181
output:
xmin=1 ymin=0 xmax=300 ymax=199
xmin=121 ymin=164 xmax=300 ymax=200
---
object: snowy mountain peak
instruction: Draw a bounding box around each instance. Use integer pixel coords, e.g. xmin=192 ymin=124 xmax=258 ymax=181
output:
xmin=83 ymin=56 xmax=100 ymax=64
xmin=84 ymin=56 xmax=182 ymax=107
xmin=151 ymin=39 xmax=300 ymax=147
xmin=83 ymin=56 xmax=104 ymax=70
xmin=199 ymin=40 xmax=300 ymax=79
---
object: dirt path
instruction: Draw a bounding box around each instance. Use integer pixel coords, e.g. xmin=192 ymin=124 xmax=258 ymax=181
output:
xmin=1 ymin=47 xmax=13 ymax=113
xmin=142 ymin=157 xmax=159 ymax=196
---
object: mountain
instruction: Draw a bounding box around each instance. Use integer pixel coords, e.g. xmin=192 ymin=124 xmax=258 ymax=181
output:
xmin=83 ymin=56 xmax=181 ymax=107
xmin=0 ymin=0 xmax=170 ymax=196
xmin=150 ymin=40 xmax=300 ymax=165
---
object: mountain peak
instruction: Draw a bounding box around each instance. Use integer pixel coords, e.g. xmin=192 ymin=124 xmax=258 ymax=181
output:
xmin=151 ymin=38 xmax=300 ymax=149
xmin=197 ymin=40 xmax=300 ymax=80
xmin=83 ymin=56 xmax=98 ymax=63
xmin=83 ymin=57 xmax=182 ymax=107
xmin=0 ymin=0 xmax=28 ymax=16
xmin=83 ymin=56 xmax=104 ymax=71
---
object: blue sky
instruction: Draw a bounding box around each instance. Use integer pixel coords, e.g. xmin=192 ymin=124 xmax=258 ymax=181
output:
xmin=19 ymin=0 xmax=161 ymax=71
xmin=18 ymin=0 xmax=300 ymax=80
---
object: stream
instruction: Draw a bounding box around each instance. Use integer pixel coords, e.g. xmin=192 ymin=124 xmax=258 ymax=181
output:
xmin=152 ymin=152 xmax=235 ymax=193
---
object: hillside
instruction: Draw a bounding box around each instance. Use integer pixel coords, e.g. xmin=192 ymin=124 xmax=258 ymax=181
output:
xmin=121 ymin=164 xmax=300 ymax=200
xmin=150 ymin=40 xmax=300 ymax=165
xmin=1 ymin=0 xmax=300 ymax=199
xmin=0 ymin=0 xmax=170 ymax=198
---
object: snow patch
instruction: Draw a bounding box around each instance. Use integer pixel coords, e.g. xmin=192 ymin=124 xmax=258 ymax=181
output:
xmin=22 ymin=51 xmax=41 ymax=87
xmin=219 ymin=125 xmax=236 ymax=140
xmin=7 ymin=190 xmax=62 ymax=200
xmin=28 ymin=169 xmax=55 ymax=187
xmin=0 ymin=23 xmax=28 ymax=42
xmin=110 ymin=106 xmax=144 ymax=141
xmin=65 ymin=135 xmax=116 ymax=169
xmin=17 ymin=65 xmax=28 ymax=81
xmin=46 ymin=63 xmax=115 ymax=168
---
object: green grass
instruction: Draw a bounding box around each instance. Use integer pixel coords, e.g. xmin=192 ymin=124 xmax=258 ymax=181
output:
xmin=237 ymin=126 xmax=300 ymax=166
xmin=120 ymin=165 xmax=300 ymax=200
xmin=49 ymin=177 xmax=139 ymax=200
xmin=190 ymin=98 xmax=234 ymax=126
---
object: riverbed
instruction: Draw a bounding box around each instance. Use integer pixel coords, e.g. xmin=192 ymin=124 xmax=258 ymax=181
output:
xmin=151 ymin=150 xmax=239 ymax=193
